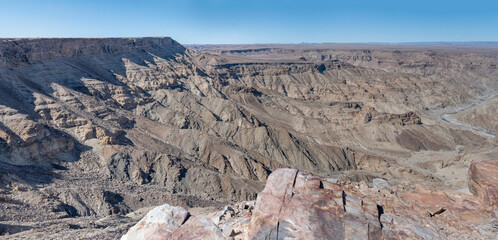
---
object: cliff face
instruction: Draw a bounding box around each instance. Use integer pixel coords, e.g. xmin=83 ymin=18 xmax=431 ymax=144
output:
xmin=0 ymin=37 xmax=185 ymax=67
xmin=0 ymin=39 xmax=497 ymax=238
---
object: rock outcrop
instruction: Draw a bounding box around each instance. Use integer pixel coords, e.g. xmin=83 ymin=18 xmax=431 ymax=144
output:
xmin=469 ymin=160 xmax=498 ymax=209
xmin=122 ymin=168 xmax=498 ymax=239
xmin=121 ymin=204 xmax=189 ymax=240
xmin=247 ymin=169 xmax=382 ymax=239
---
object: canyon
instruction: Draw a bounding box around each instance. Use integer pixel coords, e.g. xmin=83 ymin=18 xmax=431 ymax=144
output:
xmin=0 ymin=38 xmax=496 ymax=239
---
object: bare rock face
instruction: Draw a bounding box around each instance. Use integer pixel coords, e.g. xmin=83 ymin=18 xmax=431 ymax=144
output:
xmin=469 ymin=160 xmax=498 ymax=209
xmin=0 ymin=105 xmax=75 ymax=166
xmin=247 ymin=169 xmax=382 ymax=239
xmin=121 ymin=168 xmax=498 ymax=240
xmin=169 ymin=216 xmax=225 ymax=240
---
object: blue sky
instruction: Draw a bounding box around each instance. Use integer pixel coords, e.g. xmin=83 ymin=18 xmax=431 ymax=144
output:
xmin=0 ymin=0 xmax=497 ymax=44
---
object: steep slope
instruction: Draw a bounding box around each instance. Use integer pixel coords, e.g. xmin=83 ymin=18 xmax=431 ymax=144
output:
xmin=453 ymin=95 xmax=498 ymax=135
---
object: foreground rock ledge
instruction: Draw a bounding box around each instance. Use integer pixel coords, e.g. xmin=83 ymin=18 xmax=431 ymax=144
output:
xmin=122 ymin=168 xmax=498 ymax=240
xmin=469 ymin=160 xmax=498 ymax=209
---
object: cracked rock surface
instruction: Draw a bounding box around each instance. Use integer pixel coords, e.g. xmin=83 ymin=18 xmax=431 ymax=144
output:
xmin=122 ymin=168 xmax=498 ymax=239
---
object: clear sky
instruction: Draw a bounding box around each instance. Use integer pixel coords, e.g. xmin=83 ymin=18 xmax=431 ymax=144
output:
xmin=1 ymin=0 xmax=497 ymax=44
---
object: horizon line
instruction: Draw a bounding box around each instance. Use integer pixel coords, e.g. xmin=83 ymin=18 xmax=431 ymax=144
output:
xmin=2 ymin=37 xmax=498 ymax=47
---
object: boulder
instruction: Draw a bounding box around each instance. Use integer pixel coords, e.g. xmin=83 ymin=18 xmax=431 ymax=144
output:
xmin=247 ymin=169 xmax=382 ymax=240
xmin=121 ymin=204 xmax=190 ymax=240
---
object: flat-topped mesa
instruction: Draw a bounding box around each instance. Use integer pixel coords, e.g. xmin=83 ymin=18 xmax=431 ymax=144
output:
xmin=0 ymin=37 xmax=186 ymax=67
